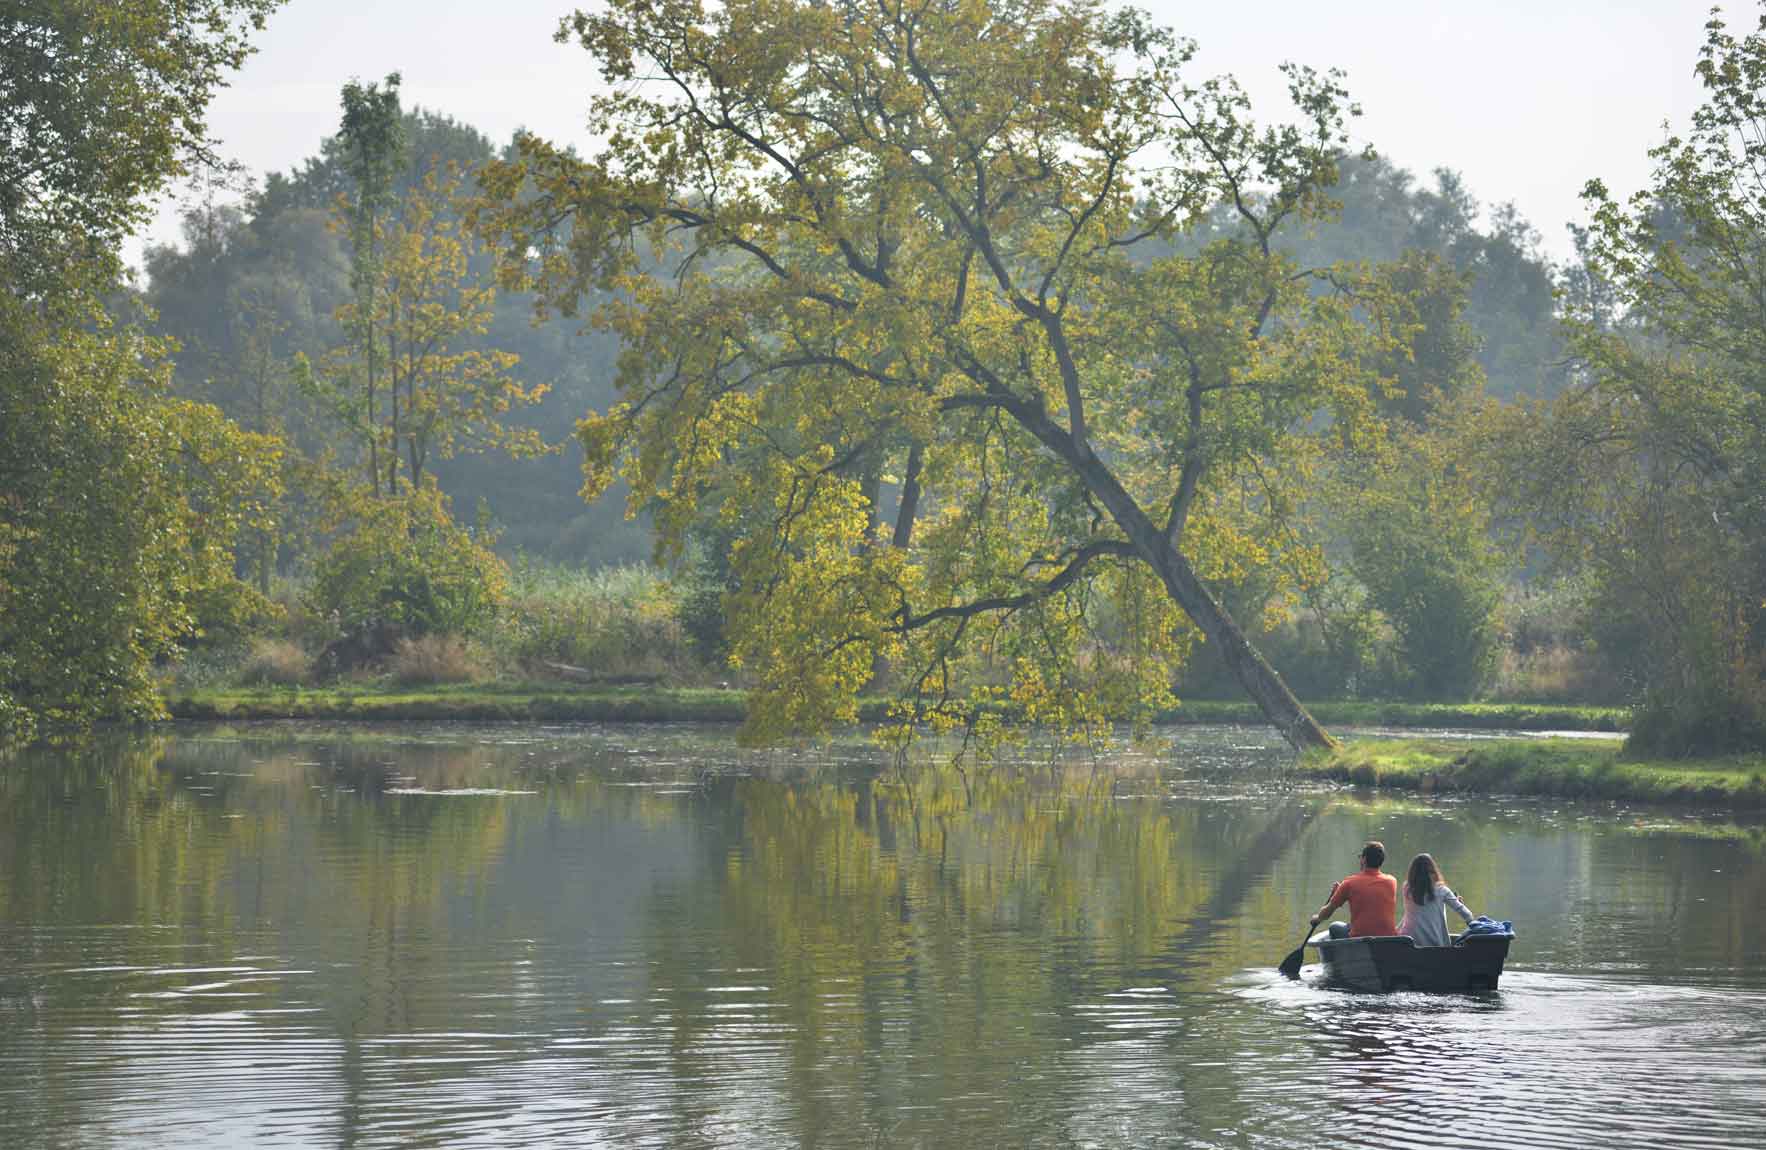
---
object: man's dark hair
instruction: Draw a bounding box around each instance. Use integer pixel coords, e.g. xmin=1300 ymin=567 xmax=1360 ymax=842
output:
xmin=1360 ymin=841 xmax=1386 ymax=869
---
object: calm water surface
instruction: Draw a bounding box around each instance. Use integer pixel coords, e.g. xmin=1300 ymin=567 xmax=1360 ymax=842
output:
xmin=1 ymin=723 xmax=1762 ymax=1148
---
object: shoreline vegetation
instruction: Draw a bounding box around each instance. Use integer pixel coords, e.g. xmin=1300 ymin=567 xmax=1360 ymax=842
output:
xmin=1303 ymin=739 xmax=1766 ymax=809
xmin=160 ymin=686 xmax=1766 ymax=809
xmin=166 ymin=684 xmax=1628 ymax=732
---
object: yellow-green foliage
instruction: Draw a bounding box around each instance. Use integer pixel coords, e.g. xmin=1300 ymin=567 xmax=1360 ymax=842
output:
xmin=501 ymin=563 xmax=689 ymax=678
xmin=0 ymin=297 xmax=282 ymax=728
xmin=325 ymin=165 xmax=548 ymax=495
xmin=1 ymin=0 xmax=282 ymax=732
xmin=473 ymin=0 xmax=1446 ymax=749
xmin=307 ymin=482 xmax=507 ymax=638
xmin=724 ymin=463 xmax=914 ymax=741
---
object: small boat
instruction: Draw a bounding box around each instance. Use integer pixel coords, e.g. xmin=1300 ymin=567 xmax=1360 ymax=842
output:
xmin=1310 ymin=930 xmax=1511 ymax=992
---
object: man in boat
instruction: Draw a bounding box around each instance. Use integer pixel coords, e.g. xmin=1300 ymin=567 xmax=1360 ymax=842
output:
xmin=1309 ymin=841 xmax=1398 ymax=937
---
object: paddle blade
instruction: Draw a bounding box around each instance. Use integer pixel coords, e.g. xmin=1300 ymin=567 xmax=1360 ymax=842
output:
xmin=1277 ymin=941 xmax=1307 ymax=980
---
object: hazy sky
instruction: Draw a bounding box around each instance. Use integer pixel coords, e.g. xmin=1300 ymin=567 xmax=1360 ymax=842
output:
xmin=137 ymin=0 xmax=1721 ymax=266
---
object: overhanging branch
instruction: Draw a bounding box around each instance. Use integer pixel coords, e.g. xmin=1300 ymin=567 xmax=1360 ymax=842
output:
xmin=889 ymin=539 xmax=1137 ymax=633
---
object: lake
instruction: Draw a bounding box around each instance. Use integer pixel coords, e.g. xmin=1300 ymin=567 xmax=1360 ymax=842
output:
xmin=1 ymin=723 xmax=1762 ymax=1148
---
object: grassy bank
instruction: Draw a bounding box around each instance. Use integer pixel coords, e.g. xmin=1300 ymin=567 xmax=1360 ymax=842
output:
xmin=1160 ymin=699 xmax=1626 ymax=732
xmin=1305 ymin=738 xmax=1766 ymax=808
xmin=168 ymin=684 xmax=1627 ymax=731
xmin=169 ymin=684 xmax=751 ymax=723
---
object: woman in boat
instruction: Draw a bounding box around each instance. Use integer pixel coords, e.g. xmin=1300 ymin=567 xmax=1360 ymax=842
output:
xmin=1398 ymin=852 xmax=1476 ymax=947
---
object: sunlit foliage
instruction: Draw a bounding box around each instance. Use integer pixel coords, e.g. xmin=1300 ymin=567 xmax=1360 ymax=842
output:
xmin=1 ymin=1 xmax=282 ymax=732
xmin=0 ymin=0 xmax=280 ymax=295
xmin=325 ymin=166 xmax=548 ymax=492
xmin=0 ymin=298 xmax=282 ymax=729
xmin=475 ymin=0 xmax=1450 ymax=748
xmin=306 ymin=481 xmax=509 ymax=642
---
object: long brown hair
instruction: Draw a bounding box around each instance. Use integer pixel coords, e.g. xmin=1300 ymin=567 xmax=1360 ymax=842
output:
xmin=1406 ymin=853 xmax=1444 ymax=905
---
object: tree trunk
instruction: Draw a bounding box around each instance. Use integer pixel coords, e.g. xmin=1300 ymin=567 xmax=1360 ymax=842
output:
xmin=1147 ymin=542 xmax=1336 ymax=751
xmin=893 ymin=443 xmax=924 ymax=549
xmin=387 ymin=310 xmax=401 ymax=495
xmin=256 ymin=529 xmax=273 ymax=596
xmin=860 ymin=463 xmax=882 ymax=540
xmin=1004 ymin=394 xmax=1336 ymax=751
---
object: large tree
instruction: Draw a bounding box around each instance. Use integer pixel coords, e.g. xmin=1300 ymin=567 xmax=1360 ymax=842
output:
xmin=1 ymin=0 xmax=279 ymax=296
xmin=479 ymin=0 xmax=1419 ymax=748
xmin=1 ymin=0 xmax=282 ymax=731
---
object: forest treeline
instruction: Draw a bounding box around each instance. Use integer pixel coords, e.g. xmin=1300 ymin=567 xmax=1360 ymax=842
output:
xmin=2 ymin=0 xmax=1761 ymax=756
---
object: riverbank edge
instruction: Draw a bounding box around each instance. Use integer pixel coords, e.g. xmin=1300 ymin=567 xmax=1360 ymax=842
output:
xmin=165 ymin=685 xmax=1627 ymax=731
xmin=1303 ymin=738 xmax=1766 ymax=809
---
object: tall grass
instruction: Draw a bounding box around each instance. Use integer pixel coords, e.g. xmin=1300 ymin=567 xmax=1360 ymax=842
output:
xmin=497 ymin=563 xmax=707 ymax=682
xmin=237 ymin=638 xmax=312 ymax=686
xmin=1486 ymin=645 xmax=1625 ymax=704
xmin=389 ymin=635 xmax=487 ymax=685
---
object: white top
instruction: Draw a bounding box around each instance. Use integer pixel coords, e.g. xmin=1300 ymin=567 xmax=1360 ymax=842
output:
xmin=1398 ymin=882 xmax=1474 ymax=947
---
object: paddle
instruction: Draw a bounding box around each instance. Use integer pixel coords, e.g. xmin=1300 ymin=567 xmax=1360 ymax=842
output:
xmin=1278 ymin=918 xmax=1319 ymax=980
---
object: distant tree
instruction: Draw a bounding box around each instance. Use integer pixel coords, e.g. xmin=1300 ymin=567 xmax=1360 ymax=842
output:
xmin=1277 ymin=155 xmax=1564 ymax=402
xmin=325 ymin=167 xmax=548 ymax=494
xmin=1361 ymin=250 xmax=1484 ymax=426
xmin=336 ymin=74 xmax=407 ymax=493
xmin=140 ymin=108 xmax=641 ymax=567
xmin=1500 ymin=3 xmax=1766 ymax=754
xmin=1343 ymin=418 xmax=1504 ymax=700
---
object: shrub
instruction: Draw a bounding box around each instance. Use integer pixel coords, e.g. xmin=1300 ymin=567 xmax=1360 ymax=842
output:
xmin=237 ymin=639 xmax=311 ymax=686
xmin=308 ymin=483 xmax=507 ymax=641
xmin=1 ymin=299 xmax=283 ymax=727
xmin=270 ymin=578 xmax=330 ymax=650
xmin=389 ymin=635 xmax=488 ymax=685
xmin=1625 ymin=657 xmax=1766 ymax=759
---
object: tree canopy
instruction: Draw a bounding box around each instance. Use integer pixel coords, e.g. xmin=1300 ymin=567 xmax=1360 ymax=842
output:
xmin=0 ymin=0 xmax=280 ymax=295
xmin=1492 ymin=4 xmax=1766 ymax=754
xmin=1 ymin=0 xmax=282 ymax=733
xmin=475 ymin=0 xmax=1447 ymax=748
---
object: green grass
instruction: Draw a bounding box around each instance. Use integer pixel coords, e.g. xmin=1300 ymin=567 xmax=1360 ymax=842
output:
xmin=168 ymin=683 xmax=1628 ymax=733
xmin=168 ymin=683 xmax=751 ymax=723
xmin=1303 ymin=737 xmax=1766 ymax=808
xmin=1160 ymin=699 xmax=1628 ymax=731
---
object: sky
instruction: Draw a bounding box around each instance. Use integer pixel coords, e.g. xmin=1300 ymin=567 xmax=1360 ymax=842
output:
xmin=134 ymin=0 xmax=1722 ymax=267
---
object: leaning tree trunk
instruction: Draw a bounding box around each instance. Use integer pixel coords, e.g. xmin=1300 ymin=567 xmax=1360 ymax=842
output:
xmin=1147 ymin=541 xmax=1336 ymax=751
xmin=1008 ymin=398 xmax=1337 ymax=751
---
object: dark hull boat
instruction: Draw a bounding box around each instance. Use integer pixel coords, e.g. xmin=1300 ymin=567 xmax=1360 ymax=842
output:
xmin=1311 ymin=932 xmax=1510 ymax=992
